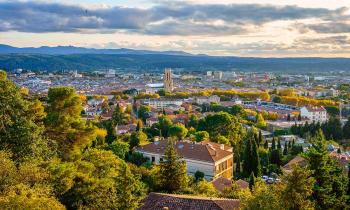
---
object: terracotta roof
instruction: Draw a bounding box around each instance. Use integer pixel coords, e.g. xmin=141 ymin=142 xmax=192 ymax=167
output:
xmin=199 ymin=140 xmax=233 ymax=152
xmin=139 ymin=192 xmax=240 ymax=210
xmin=212 ymin=177 xmax=233 ymax=192
xmin=137 ymin=140 xmax=233 ymax=163
xmin=235 ymin=179 xmax=249 ymax=189
xmin=304 ymin=106 xmax=326 ymax=112
xmin=283 ymin=155 xmax=307 ymax=171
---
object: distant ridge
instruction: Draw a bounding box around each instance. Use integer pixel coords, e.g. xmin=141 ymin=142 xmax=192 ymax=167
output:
xmin=0 ymin=44 xmax=194 ymax=56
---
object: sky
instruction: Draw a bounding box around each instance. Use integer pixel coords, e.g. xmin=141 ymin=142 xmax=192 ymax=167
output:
xmin=0 ymin=0 xmax=350 ymax=57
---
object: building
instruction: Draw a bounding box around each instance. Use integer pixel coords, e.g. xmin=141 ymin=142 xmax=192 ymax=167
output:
xmin=195 ymin=95 xmax=221 ymax=105
xmin=142 ymin=98 xmax=183 ymax=109
xmin=140 ymin=193 xmax=240 ymax=210
xmin=136 ymin=140 xmax=233 ymax=180
xmin=213 ymin=71 xmax=223 ymax=80
xmin=164 ymin=68 xmax=174 ymax=92
xmin=300 ymin=106 xmax=327 ymax=122
xmin=145 ymin=83 xmax=164 ymax=94
xmin=105 ymin=69 xmax=115 ymax=78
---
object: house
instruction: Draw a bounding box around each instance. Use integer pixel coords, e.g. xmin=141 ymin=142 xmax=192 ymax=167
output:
xmin=300 ymin=106 xmax=327 ymax=122
xmin=136 ymin=140 xmax=234 ymax=180
xmin=139 ymin=192 xmax=240 ymax=210
xmin=115 ymin=124 xmax=137 ymax=135
xmin=282 ymin=155 xmax=307 ymax=172
xmin=195 ymin=95 xmax=221 ymax=105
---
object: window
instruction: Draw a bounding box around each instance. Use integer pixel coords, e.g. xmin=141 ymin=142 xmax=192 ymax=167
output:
xmin=152 ymin=156 xmax=155 ymax=162
xmin=160 ymin=158 xmax=163 ymax=162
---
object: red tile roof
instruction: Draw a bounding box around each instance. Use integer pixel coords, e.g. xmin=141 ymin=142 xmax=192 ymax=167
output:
xmin=137 ymin=140 xmax=233 ymax=163
xmin=139 ymin=192 xmax=240 ymax=210
xmin=212 ymin=177 xmax=233 ymax=192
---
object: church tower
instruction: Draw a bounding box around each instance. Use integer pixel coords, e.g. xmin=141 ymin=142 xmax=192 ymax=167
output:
xmin=164 ymin=68 xmax=173 ymax=92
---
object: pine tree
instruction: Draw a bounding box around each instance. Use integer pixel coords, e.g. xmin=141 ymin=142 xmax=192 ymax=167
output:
xmin=115 ymin=161 xmax=146 ymax=210
xmin=283 ymin=142 xmax=288 ymax=155
xmin=277 ymin=139 xmax=282 ymax=150
xmin=243 ymin=130 xmax=261 ymax=178
xmin=159 ymin=140 xmax=188 ymax=193
xmin=235 ymin=154 xmax=241 ymax=178
xmin=249 ymin=172 xmax=255 ymax=190
xmin=271 ymin=137 xmax=276 ymax=150
xmin=258 ymin=130 xmax=263 ymax=146
xmin=264 ymin=140 xmax=269 ymax=149
xmin=306 ymin=130 xmax=347 ymax=209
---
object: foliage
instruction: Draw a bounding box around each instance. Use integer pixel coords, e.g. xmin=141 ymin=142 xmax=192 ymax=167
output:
xmin=256 ymin=113 xmax=267 ymax=129
xmin=158 ymin=140 xmax=188 ymax=193
xmin=169 ymin=123 xmax=188 ymax=140
xmin=243 ymin=129 xmax=261 ymax=178
xmin=194 ymin=171 xmax=205 ymax=181
xmin=0 ymin=70 xmax=48 ymax=161
xmin=194 ymin=131 xmax=209 ymax=142
xmin=130 ymin=131 xmax=148 ymax=149
xmin=192 ymin=180 xmax=218 ymax=197
xmin=45 ymin=86 xmax=96 ymax=160
xmin=109 ymin=140 xmax=130 ymax=159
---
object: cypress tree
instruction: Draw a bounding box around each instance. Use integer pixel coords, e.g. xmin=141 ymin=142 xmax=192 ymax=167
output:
xmin=258 ymin=130 xmax=263 ymax=146
xmin=271 ymin=137 xmax=276 ymax=150
xmin=283 ymin=142 xmax=288 ymax=155
xmin=235 ymin=155 xmax=241 ymax=178
xmin=249 ymin=172 xmax=255 ymax=190
xmin=264 ymin=140 xmax=269 ymax=149
xmin=243 ymin=130 xmax=261 ymax=178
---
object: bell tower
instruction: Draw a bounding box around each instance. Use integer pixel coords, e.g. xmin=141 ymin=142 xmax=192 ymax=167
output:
xmin=164 ymin=68 xmax=173 ymax=92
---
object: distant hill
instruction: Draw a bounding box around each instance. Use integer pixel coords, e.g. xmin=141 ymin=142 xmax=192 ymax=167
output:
xmin=0 ymin=44 xmax=193 ymax=56
xmin=0 ymin=45 xmax=350 ymax=72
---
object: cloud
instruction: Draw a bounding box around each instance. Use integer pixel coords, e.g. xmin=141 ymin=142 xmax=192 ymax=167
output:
xmin=0 ymin=1 xmax=348 ymax=36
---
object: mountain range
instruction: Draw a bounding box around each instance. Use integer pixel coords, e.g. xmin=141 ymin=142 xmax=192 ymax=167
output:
xmin=0 ymin=44 xmax=350 ymax=73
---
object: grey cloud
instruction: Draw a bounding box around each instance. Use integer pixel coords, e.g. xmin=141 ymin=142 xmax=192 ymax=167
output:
xmin=0 ymin=1 xmax=349 ymax=35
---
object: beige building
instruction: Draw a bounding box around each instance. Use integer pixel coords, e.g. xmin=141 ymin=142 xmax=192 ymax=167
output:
xmin=164 ymin=68 xmax=174 ymax=92
xmin=300 ymin=106 xmax=327 ymax=122
xmin=136 ymin=140 xmax=233 ymax=180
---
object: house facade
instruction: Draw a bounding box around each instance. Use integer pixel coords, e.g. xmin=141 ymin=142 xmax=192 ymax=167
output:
xmin=136 ymin=140 xmax=233 ymax=180
xmin=300 ymin=106 xmax=327 ymax=122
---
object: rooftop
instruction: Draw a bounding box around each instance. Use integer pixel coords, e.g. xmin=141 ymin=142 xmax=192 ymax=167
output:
xmin=139 ymin=192 xmax=240 ymax=210
xmin=137 ymin=140 xmax=233 ymax=163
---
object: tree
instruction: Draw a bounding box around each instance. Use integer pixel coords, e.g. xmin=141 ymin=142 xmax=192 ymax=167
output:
xmin=192 ymin=180 xmax=218 ymax=197
xmin=270 ymin=149 xmax=282 ymax=167
xmin=243 ymin=129 xmax=261 ymax=178
xmin=136 ymin=119 xmax=143 ymax=131
xmin=159 ymin=140 xmax=188 ymax=193
xmin=109 ymin=140 xmax=130 ymax=159
xmin=169 ymin=123 xmax=188 ymax=140
xmin=112 ymin=103 xmax=130 ymax=126
xmin=45 ymin=87 xmax=96 ymax=160
xmin=115 ymin=161 xmax=146 ymax=210
xmin=235 ymin=154 xmax=241 ymax=177
xmin=230 ymin=105 xmax=246 ymax=118
xmin=271 ymin=137 xmax=276 ymax=150
xmin=188 ymin=114 xmax=199 ymax=129
xmin=273 ymin=96 xmax=282 ymax=103
xmin=278 ymin=165 xmax=315 ymax=210
xmin=194 ymin=170 xmax=205 ymax=181
xmin=305 ymin=130 xmax=347 ymax=210
xmin=264 ymin=140 xmax=268 ymax=149
xmin=0 ymin=70 xmax=48 ymax=161
xmin=194 ymin=131 xmax=209 ymax=142
xmin=287 ymin=114 xmax=291 ymax=121
xmin=217 ymin=135 xmax=230 ymax=145
xmin=298 ymin=114 xmax=302 ymax=121
xmin=158 ymin=115 xmax=173 ymax=137
xmin=258 ymin=130 xmax=264 ymax=146
xmin=138 ymin=105 xmax=151 ymax=122
xmin=283 ymin=142 xmax=288 ymax=155
xmin=256 ymin=113 xmax=267 ymax=129
xmin=130 ymin=131 xmax=148 ymax=149
xmin=343 ymin=117 xmax=350 ymax=140
xmin=198 ymin=112 xmax=244 ymax=145
xmin=249 ymin=172 xmax=255 ymax=190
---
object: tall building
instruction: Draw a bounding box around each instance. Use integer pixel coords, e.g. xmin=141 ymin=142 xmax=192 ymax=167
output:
xmin=164 ymin=68 xmax=173 ymax=92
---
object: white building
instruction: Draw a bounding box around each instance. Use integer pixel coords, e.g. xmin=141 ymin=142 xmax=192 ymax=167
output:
xmin=213 ymin=71 xmax=223 ymax=80
xmin=142 ymin=98 xmax=183 ymax=109
xmin=136 ymin=140 xmax=233 ymax=180
xmin=105 ymin=69 xmax=116 ymax=78
xmin=300 ymin=106 xmax=327 ymax=122
xmin=195 ymin=95 xmax=220 ymax=105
